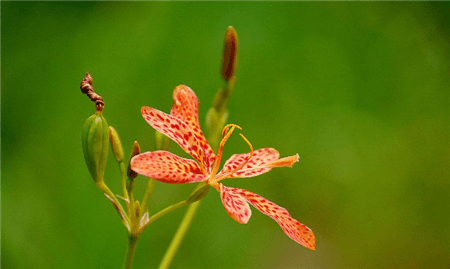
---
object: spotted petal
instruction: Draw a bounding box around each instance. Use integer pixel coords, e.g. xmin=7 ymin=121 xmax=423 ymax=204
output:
xmin=170 ymin=85 xmax=215 ymax=166
xmin=230 ymin=187 xmax=316 ymax=250
xmin=141 ymin=106 xmax=208 ymax=171
xmin=220 ymin=184 xmax=252 ymax=224
xmin=130 ymin=151 xmax=207 ymax=184
xmin=217 ymin=148 xmax=280 ymax=179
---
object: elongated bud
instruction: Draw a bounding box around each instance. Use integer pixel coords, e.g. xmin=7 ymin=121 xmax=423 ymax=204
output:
xmin=155 ymin=130 xmax=171 ymax=151
xmin=134 ymin=200 xmax=141 ymax=218
xmin=127 ymin=141 xmax=141 ymax=179
xmin=81 ymin=111 xmax=109 ymax=183
xmin=109 ymin=126 xmax=124 ymax=163
xmin=186 ymin=183 xmax=210 ymax=204
xmin=221 ymin=26 xmax=238 ymax=81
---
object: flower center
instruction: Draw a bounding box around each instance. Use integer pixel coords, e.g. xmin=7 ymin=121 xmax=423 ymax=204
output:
xmin=208 ymin=124 xmax=254 ymax=186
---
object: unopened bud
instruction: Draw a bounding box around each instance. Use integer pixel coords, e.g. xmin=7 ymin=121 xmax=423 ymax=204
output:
xmin=109 ymin=126 xmax=124 ymax=163
xmin=206 ymin=107 xmax=219 ymax=134
xmin=155 ymin=131 xmax=171 ymax=151
xmin=134 ymin=200 xmax=141 ymax=218
xmin=127 ymin=141 xmax=141 ymax=179
xmin=206 ymin=107 xmax=229 ymax=150
xmin=186 ymin=183 xmax=210 ymax=204
xmin=81 ymin=111 xmax=109 ymax=183
xmin=221 ymin=26 xmax=238 ymax=81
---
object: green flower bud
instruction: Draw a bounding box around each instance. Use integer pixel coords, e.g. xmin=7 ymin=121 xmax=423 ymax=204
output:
xmin=186 ymin=183 xmax=210 ymax=204
xmin=206 ymin=107 xmax=219 ymax=135
xmin=155 ymin=130 xmax=171 ymax=151
xmin=134 ymin=200 xmax=141 ymax=218
xmin=109 ymin=126 xmax=124 ymax=163
xmin=81 ymin=111 xmax=109 ymax=183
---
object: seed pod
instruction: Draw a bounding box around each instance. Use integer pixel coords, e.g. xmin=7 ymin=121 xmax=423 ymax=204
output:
xmin=82 ymin=111 xmax=109 ymax=183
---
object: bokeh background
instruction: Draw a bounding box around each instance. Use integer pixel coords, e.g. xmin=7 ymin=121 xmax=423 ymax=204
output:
xmin=2 ymin=2 xmax=450 ymax=269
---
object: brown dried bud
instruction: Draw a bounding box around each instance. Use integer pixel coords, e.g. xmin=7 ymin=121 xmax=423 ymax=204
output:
xmin=80 ymin=72 xmax=104 ymax=111
xmin=127 ymin=141 xmax=141 ymax=179
xmin=221 ymin=26 xmax=238 ymax=81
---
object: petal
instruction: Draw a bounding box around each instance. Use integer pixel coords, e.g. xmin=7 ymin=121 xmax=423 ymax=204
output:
xmin=170 ymin=85 xmax=215 ymax=165
xmin=217 ymin=148 xmax=280 ymax=178
xmin=141 ymin=106 xmax=208 ymax=170
xmin=220 ymin=184 xmax=252 ymax=224
xmin=130 ymin=151 xmax=207 ymax=184
xmin=266 ymin=154 xmax=300 ymax=168
xmin=231 ymin=187 xmax=316 ymax=250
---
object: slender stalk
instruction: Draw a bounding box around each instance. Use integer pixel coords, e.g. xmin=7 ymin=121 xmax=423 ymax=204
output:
xmin=96 ymin=181 xmax=129 ymax=225
xmin=149 ymin=200 xmax=189 ymax=224
xmin=157 ymin=201 xmax=201 ymax=269
xmin=139 ymin=200 xmax=189 ymax=234
xmin=122 ymin=235 xmax=139 ymax=269
xmin=141 ymin=178 xmax=156 ymax=214
xmin=120 ymin=162 xmax=130 ymax=201
xmin=118 ymin=161 xmax=133 ymax=217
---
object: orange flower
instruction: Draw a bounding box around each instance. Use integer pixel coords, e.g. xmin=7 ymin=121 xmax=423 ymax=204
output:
xmin=131 ymin=85 xmax=315 ymax=250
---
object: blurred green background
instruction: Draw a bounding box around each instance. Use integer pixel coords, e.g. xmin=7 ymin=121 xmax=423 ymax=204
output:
xmin=2 ymin=2 xmax=450 ymax=269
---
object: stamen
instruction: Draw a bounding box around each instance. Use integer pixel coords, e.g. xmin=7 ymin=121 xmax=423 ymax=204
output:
xmin=215 ymin=133 xmax=254 ymax=182
xmin=221 ymin=126 xmax=230 ymax=138
xmin=222 ymin=124 xmax=242 ymax=138
xmin=238 ymin=133 xmax=254 ymax=157
xmin=208 ymin=124 xmax=239 ymax=182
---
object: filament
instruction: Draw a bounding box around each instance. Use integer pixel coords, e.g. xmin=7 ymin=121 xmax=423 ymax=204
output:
xmin=208 ymin=124 xmax=239 ymax=182
xmin=214 ymin=133 xmax=254 ymax=182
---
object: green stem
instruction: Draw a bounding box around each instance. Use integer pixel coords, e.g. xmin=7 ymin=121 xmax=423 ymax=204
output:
xmin=122 ymin=235 xmax=139 ymax=269
xmin=96 ymin=181 xmax=129 ymax=226
xmin=148 ymin=200 xmax=189 ymax=225
xmin=141 ymin=178 xmax=156 ymax=214
xmin=119 ymin=162 xmax=129 ymax=201
xmin=119 ymin=162 xmax=133 ymax=217
xmin=157 ymin=200 xmax=201 ymax=269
